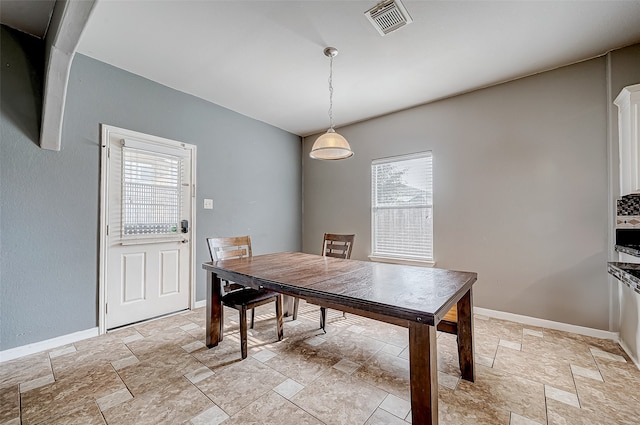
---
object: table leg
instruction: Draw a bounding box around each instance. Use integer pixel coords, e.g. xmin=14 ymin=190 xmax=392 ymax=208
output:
xmin=457 ymin=288 xmax=475 ymax=382
xmin=409 ymin=322 xmax=438 ymax=425
xmin=206 ymin=271 xmax=222 ymax=348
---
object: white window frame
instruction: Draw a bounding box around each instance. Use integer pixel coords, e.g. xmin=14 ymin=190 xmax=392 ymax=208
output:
xmin=369 ymin=151 xmax=434 ymax=267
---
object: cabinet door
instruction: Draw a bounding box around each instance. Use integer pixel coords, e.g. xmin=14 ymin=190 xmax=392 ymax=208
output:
xmin=615 ymin=84 xmax=640 ymax=196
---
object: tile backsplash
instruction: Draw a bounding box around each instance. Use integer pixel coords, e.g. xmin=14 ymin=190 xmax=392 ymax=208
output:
xmin=617 ymin=195 xmax=640 ymax=228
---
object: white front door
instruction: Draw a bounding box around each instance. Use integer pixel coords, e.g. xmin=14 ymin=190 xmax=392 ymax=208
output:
xmin=100 ymin=125 xmax=195 ymax=330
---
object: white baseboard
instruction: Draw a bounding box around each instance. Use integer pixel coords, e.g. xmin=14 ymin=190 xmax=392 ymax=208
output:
xmin=0 ymin=327 xmax=99 ymax=363
xmin=474 ymin=307 xmax=619 ymax=341
xmin=194 ymin=299 xmax=206 ymax=309
xmin=618 ymin=338 xmax=640 ymax=369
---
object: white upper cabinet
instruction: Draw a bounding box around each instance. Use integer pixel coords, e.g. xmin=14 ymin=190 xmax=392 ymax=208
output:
xmin=616 ymin=84 xmax=640 ymax=196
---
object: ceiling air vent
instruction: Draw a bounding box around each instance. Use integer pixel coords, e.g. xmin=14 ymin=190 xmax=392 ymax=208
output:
xmin=365 ymin=0 xmax=413 ymax=36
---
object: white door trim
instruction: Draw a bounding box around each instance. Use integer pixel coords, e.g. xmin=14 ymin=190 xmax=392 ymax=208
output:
xmin=98 ymin=124 xmax=197 ymax=334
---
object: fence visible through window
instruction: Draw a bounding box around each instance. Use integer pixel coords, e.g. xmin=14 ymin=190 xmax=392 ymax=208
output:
xmin=371 ymin=152 xmax=433 ymax=262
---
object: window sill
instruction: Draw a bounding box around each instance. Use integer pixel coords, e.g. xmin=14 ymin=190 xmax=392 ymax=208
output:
xmin=368 ymin=255 xmax=436 ymax=268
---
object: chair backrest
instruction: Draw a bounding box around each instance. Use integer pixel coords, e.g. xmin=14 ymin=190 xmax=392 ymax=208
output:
xmin=207 ymin=235 xmax=252 ymax=261
xmin=322 ymin=233 xmax=355 ymax=259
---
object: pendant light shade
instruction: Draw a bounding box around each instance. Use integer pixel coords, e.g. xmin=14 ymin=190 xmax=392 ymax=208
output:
xmin=310 ymin=47 xmax=353 ymax=160
xmin=310 ymin=129 xmax=353 ymax=160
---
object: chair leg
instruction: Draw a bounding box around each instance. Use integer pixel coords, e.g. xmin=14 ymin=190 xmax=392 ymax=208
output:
xmin=320 ymin=307 xmax=327 ymax=333
xmin=293 ymin=298 xmax=299 ymax=321
xmin=219 ymin=306 xmax=224 ymax=342
xmin=240 ymin=307 xmax=248 ymax=359
xmin=250 ymin=308 xmax=255 ymax=329
xmin=275 ymin=296 xmax=284 ymax=341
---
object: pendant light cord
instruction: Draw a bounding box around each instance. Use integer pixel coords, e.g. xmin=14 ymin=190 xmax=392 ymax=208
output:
xmin=328 ymin=54 xmax=334 ymax=130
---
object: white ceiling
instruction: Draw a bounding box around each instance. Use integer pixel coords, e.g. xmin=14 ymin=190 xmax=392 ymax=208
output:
xmin=6 ymin=1 xmax=640 ymax=137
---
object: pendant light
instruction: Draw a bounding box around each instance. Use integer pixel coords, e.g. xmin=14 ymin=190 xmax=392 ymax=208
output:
xmin=310 ymin=47 xmax=353 ymax=160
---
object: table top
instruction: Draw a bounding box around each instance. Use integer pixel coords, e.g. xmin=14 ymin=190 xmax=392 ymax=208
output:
xmin=203 ymin=252 xmax=477 ymax=326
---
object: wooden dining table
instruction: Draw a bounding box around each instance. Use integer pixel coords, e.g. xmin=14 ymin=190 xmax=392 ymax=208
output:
xmin=202 ymin=252 xmax=477 ymax=425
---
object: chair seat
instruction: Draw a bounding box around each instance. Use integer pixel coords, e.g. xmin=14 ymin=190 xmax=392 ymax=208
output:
xmin=222 ymin=288 xmax=278 ymax=308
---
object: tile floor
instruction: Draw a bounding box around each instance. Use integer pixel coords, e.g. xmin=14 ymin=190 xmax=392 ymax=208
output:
xmin=1 ymin=300 xmax=639 ymax=425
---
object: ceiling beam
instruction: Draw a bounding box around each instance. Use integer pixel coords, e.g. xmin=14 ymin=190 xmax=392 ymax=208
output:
xmin=40 ymin=0 xmax=95 ymax=151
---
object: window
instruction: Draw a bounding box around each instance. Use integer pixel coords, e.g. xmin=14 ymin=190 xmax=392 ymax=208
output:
xmin=122 ymin=147 xmax=183 ymax=237
xmin=371 ymin=152 xmax=433 ymax=263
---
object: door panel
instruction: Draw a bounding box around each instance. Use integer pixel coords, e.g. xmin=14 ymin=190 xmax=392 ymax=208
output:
xmin=102 ymin=127 xmax=194 ymax=330
xmin=160 ymin=249 xmax=180 ymax=295
xmin=122 ymin=252 xmax=145 ymax=303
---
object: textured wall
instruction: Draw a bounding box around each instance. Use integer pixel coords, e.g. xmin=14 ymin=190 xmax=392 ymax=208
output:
xmin=303 ymin=57 xmax=610 ymax=330
xmin=0 ymin=26 xmax=301 ymax=350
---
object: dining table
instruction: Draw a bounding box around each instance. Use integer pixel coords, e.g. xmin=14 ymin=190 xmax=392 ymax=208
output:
xmin=202 ymin=251 xmax=477 ymax=425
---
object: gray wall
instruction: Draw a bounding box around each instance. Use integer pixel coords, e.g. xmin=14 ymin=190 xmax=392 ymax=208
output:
xmin=303 ymin=56 xmax=611 ymax=330
xmin=0 ymin=26 xmax=301 ymax=351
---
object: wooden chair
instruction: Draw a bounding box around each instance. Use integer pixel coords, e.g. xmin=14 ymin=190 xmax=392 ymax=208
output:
xmin=292 ymin=233 xmax=355 ymax=332
xmin=206 ymin=236 xmax=283 ymax=359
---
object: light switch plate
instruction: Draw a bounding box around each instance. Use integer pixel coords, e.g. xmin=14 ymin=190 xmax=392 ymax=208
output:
xmin=203 ymin=199 xmax=213 ymax=209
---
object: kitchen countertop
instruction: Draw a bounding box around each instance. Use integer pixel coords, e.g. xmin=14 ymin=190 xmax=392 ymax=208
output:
xmin=615 ymin=244 xmax=640 ymax=257
xmin=608 ymin=262 xmax=640 ymax=294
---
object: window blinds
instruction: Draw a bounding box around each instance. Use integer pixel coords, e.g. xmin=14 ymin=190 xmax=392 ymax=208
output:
xmin=122 ymin=147 xmax=183 ymax=237
xmin=371 ymin=152 xmax=433 ymax=261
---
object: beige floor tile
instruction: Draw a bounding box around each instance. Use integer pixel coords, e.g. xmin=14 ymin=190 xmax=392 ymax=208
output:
xmin=474 ymin=317 xmax=524 ymax=344
xmin=365 ymin=408 xmax=409 ymax=425
xmin=0 ymin=385 xmax=19 ymax=424
xmin=188 ymin=404 xmax=229 ymax=425
xmin=48 ymin=345 xmax=76 ymax=359
xmin=273 ymin=378 xmax=305 ymax=399
xmin=379 ymin=393 xmax=411 ymax=419
xmin=543 ymin=329 xmax=626 ymax=358
xmin=522 ymin=331 xmax=596 ymax=369
xmin=125 ymin=327 xmax=197 ymax=357
xmin=19 ymin=373 xmax=54 ymax=393
xmin=320 ymin=330 xmax=386 ymax=364
xmin=132 ymin=313 xmax=195 ymax=337
xmin=574 ymin=374 xmax=640 ymax=423
xmin=195 ymin=357 xmax=287 ymax=416
xmin=116 ymin=346 xmax=203 ymax=396
xmin=546 ymin=397 xmax=608 ymax=425
xmin=353 ymin=351 xmax=411 ymax=401
xmin=438 ymin=387 xmax=511 ymax=425
xmin=21 ymin=363 xmax=126 ymax=425
xmin=545 ymin=385 xmax=580 ymax=408
xmin=360 ymin=321 xmax=409 ymax=348
xmin=46 ymin=401 xmax=106 ymax=425
xmin=50 ymin=341 xmax=133 ymax=377
xmin=184 ymin=366 xmax=215 ymax=384
xmin=475 ymin=332 xmax=501 ymax=358
xmin=436 ymin=332 xmax=461 ymax=376
xmin=438 ymin=372 xmax=460 ymax=390
xmin=510 ymin=412 xmax=544 ymax=425
xmin=224 ymin=391 xmax=323 ymax=425
xmin=102 ymin=378 xmax=212 ymax=425
xmin=264 ymin=343 xmax=342 ymax=386
xmin=595 ymin=355 xmax=640 ymax=387
xmin=570 ymin=364 xmax=603 ymax=382
xmin=291 ymin=368 xmax=388 ymax=425
xmin=493 ymin=345 xmax=576 ymax=393
xmin=456 ymin=364 xmax=546 ymax=424
xmin=333 ymin=358 xmax=361 ymax=374
xmin=96 ymin=388 xmax=133 ymax=411
xmin=0 ymin=352 xmax=52 ymax=389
